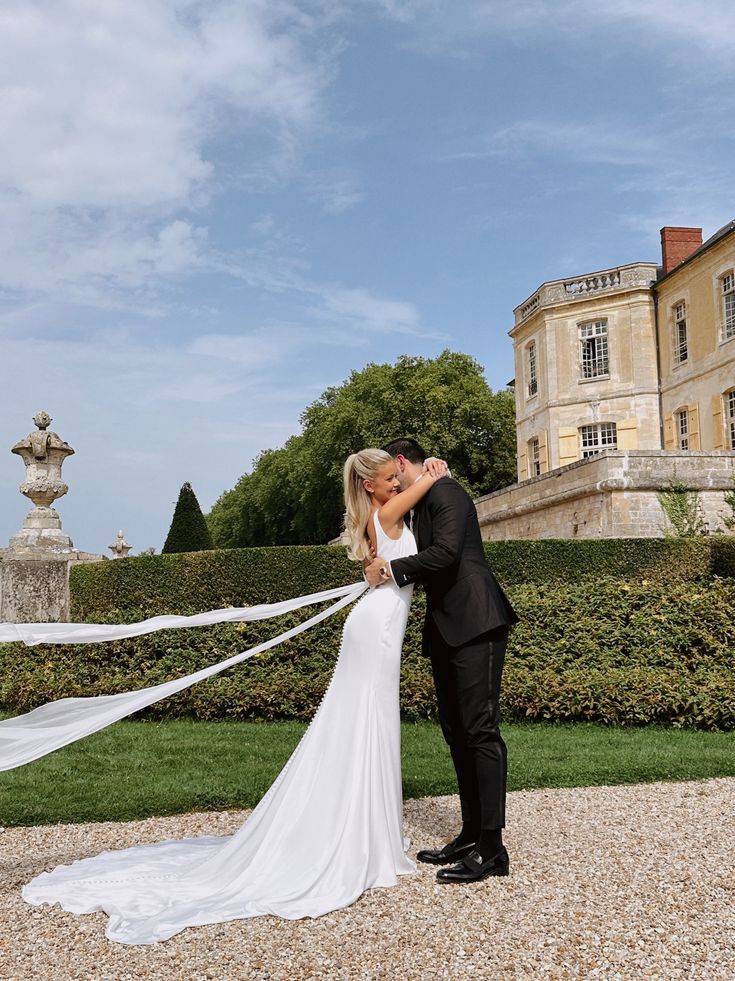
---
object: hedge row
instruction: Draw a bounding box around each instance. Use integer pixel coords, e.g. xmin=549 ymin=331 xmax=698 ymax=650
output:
xmin=69 ymin=537 xmax=735 ymax=619
xmin=70 ymin=547 xmax=359 ymax=619
xmin=3 ymin=578 xmax=734 ymax=730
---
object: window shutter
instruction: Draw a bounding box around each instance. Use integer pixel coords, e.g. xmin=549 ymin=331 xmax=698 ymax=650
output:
xmin=538 ymin=429 xmax=548 ymax=473
xmin=688 ymin=402 xmax=700 ymax=450
xmin=712 ymin=394 xmax=725 ymax=450
xmin=518 ymin=448 xmax=529 ymax=481
xmin=663 ymin=413 xmax=675 ymax=449
xmin=617 ymin=418 xmax=638 ymax=451
xmin=558 ymin=427 xmax=578 ymax=466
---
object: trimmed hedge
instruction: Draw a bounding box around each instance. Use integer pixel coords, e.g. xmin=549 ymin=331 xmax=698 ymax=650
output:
xmin=69 ymin=537 xmax=735 ymax=619
xmin=2 ymin=578 xmax=735 ymax=730
xmin=1 ymin=538 xmax=732 ymax=730
xmin=70 ymin=547 xmax=358 ymax=619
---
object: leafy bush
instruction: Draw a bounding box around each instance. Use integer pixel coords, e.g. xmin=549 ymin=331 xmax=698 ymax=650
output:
xmin=70 ymin=547 xmax=358 ymax=619
xmin=481 ymin=537 xmax=724 ymax=586
xmin=656 ymin=479 xmax=706 ymax=537
xmin=3 ymin=577 xmax=735 ymax=730
xmin=69 ymin=537 xmax=735 ymax=619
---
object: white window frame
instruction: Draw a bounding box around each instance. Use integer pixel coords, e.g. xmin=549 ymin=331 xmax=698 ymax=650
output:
xmin=676 ymin=408 xmax=690 ymax=450
xmin=579 ymin=319 xmax=609 ymax=380
xmin=579 ymin=422 xmax=617 ymax=458
xmin=529 ymin=436 xmax=541 ymax=476
xmin=527 ymin=341 xmax=538 ymax=398
xmin=726 ymin=389 xmax=735 ymax=451
xmin=721 ymin=271 xmax=735 ymax=342
xmin=673 ymin=301 xmax=688 ymax=365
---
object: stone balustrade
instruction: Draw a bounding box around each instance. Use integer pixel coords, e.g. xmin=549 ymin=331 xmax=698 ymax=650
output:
xmin=512 ymin=262 xmax=658 ymax=329
xmin=564 ymin=270 xmax=620 ymax=295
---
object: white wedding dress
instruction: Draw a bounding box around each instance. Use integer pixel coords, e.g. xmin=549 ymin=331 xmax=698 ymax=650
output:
xmin=22 ymin=512 xmax=417 ymax=945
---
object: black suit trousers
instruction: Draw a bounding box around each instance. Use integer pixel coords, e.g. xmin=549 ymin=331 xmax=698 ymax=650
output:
xmin=425 ymin=616 xmax=508 ymax=831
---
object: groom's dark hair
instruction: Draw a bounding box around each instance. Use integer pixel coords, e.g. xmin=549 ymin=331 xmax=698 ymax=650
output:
xmin=382 ymin=438 xmax=428 ymax=465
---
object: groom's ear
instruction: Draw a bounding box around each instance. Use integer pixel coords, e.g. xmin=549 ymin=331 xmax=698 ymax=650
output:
xmin=395 ymin=454 xmax=406 ymax=472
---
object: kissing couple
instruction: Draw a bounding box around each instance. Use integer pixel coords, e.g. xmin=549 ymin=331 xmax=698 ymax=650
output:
xmin=21 ymin=438 xmax=518 ymax=944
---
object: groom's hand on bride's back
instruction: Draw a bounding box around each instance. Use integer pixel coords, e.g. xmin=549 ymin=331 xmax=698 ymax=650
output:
xmin=365 ymin=557 xmax=389 ymax=587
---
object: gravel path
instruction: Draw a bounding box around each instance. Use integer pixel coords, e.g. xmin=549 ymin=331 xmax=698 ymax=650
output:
xmin=1 ymin=779 xmax=733 ymax=980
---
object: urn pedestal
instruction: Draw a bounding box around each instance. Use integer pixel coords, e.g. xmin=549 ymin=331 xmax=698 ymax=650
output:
xmin=0 ymin=411 xmax=105 ymax=624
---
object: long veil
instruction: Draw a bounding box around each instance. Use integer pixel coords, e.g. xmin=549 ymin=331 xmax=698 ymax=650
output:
xmin=0 ymin=581 xmax=369 ymax=771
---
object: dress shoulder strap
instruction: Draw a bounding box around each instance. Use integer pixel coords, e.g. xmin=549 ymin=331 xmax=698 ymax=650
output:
xmin=372 ymin=509 xmax=384 ymax=540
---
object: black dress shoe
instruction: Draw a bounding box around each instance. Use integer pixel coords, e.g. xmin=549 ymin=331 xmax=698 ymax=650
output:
xmin=416 ymin=836 xmax=477 ymax=866
xmin=436 ymin=847 xmax=510 ymax=883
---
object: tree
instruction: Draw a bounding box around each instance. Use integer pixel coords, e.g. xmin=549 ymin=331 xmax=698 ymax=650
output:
xmin=163 ymin=482 xmax=214 ymax=553
xmin=208 ymin=350 xmax=517 ymax=548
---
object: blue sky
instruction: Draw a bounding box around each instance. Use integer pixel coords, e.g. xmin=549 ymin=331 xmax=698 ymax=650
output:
xmin=0 ymin=0 xmax=732 ymax=553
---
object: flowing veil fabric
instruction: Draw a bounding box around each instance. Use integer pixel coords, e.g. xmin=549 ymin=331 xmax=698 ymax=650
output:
xmin=6 ymin=514 xmax=418 ymax=942
xmin=0 ymin=582 xmax=368 ymax=771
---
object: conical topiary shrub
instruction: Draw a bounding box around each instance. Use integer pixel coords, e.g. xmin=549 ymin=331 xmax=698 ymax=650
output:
xmin=162 ymin=482 xmax=214 ymax=554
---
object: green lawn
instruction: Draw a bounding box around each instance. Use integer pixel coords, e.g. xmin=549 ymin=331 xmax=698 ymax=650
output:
xmin=1 ymin=720 xmax=734 ymax=827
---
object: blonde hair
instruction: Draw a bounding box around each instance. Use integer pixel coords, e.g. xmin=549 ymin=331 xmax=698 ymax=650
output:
xmin=343 ymin=448 xmax=393 ymax=561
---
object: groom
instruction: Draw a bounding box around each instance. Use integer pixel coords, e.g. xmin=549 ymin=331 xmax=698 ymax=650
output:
xmin=366 ymin=438 xmax=518 ymax=883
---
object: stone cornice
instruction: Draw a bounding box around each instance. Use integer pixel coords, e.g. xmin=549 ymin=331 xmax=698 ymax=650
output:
xmin=511 ymin=262 xmax=658 ymax=336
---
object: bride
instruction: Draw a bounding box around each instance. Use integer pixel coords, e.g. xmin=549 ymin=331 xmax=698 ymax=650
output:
xmin=21 ymin=449 xmax=447 ymax=945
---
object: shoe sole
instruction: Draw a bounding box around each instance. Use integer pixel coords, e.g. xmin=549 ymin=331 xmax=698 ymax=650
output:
xmin=436 ymin=864 xmax=510 ymax=883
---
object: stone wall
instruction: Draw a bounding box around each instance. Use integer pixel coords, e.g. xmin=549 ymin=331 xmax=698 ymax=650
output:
xmin=0 ymin=558 xmax=72 ymax=623
xmin=0 ymin=551 xmax=104 ymax=623
xmin=475 ymin=450 xmax=735 ymax=540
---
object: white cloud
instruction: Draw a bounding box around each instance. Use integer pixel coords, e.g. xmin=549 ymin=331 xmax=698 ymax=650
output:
xmin=0 ymin=0 xmax=324 ymax=209
xmin=0 ymin=0 xmax=330 ymax=308
xmin=372 ymin=0 xmax=735 ymax=61
xmin=371 ymin=0 xmax=432 ymax=24
xmin=304 ymin=169 xmax=364 ymax=213
xmin=565 ymin=0 xmax=735 ymax=56
xmin=451 ymin=120 xmax=660 ymax=168
xmin=213 ymin=213 xmax=433 ymax=337
xmin=317 ymin=285 xmax=422 ymax=333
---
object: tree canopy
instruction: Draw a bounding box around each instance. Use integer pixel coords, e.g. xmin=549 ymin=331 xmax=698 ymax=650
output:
xmin=163 ymin=482 xmax=214 ymax=554
xmin=207 ymin=350 xmax=517 ymax=548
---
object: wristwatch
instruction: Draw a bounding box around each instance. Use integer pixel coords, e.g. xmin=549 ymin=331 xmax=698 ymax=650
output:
xmin=379 ymin=565 xmax=389 ymax=581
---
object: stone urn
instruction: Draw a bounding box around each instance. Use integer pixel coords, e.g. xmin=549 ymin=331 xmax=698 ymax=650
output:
xmin=108 ymin=530 xmax=132 ymax=559
xmin=8 ymin=410 xmax=75 ymax=553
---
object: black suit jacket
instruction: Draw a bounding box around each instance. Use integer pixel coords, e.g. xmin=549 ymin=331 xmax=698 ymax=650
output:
xmin=390 ymin=477 xmax=518 ymax=647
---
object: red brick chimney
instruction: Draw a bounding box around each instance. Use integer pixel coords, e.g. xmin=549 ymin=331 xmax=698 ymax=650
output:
xmin=660 ymin=226 xmax=703 ymax=275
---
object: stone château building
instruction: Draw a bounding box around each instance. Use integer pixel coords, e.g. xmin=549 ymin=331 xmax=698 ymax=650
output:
xmin=476 ymin=221 xmax=735 ymax=539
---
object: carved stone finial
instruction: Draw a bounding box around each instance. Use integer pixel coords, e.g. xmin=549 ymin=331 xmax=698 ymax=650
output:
xmin=33 ymin=410 xmax=52 ymax=431
xmin=108 ymin=530 xmax=132 ymax=559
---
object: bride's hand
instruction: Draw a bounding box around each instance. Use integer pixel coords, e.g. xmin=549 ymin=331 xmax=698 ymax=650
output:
xmin=423 ymin=456 xmax=449 ymax=479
